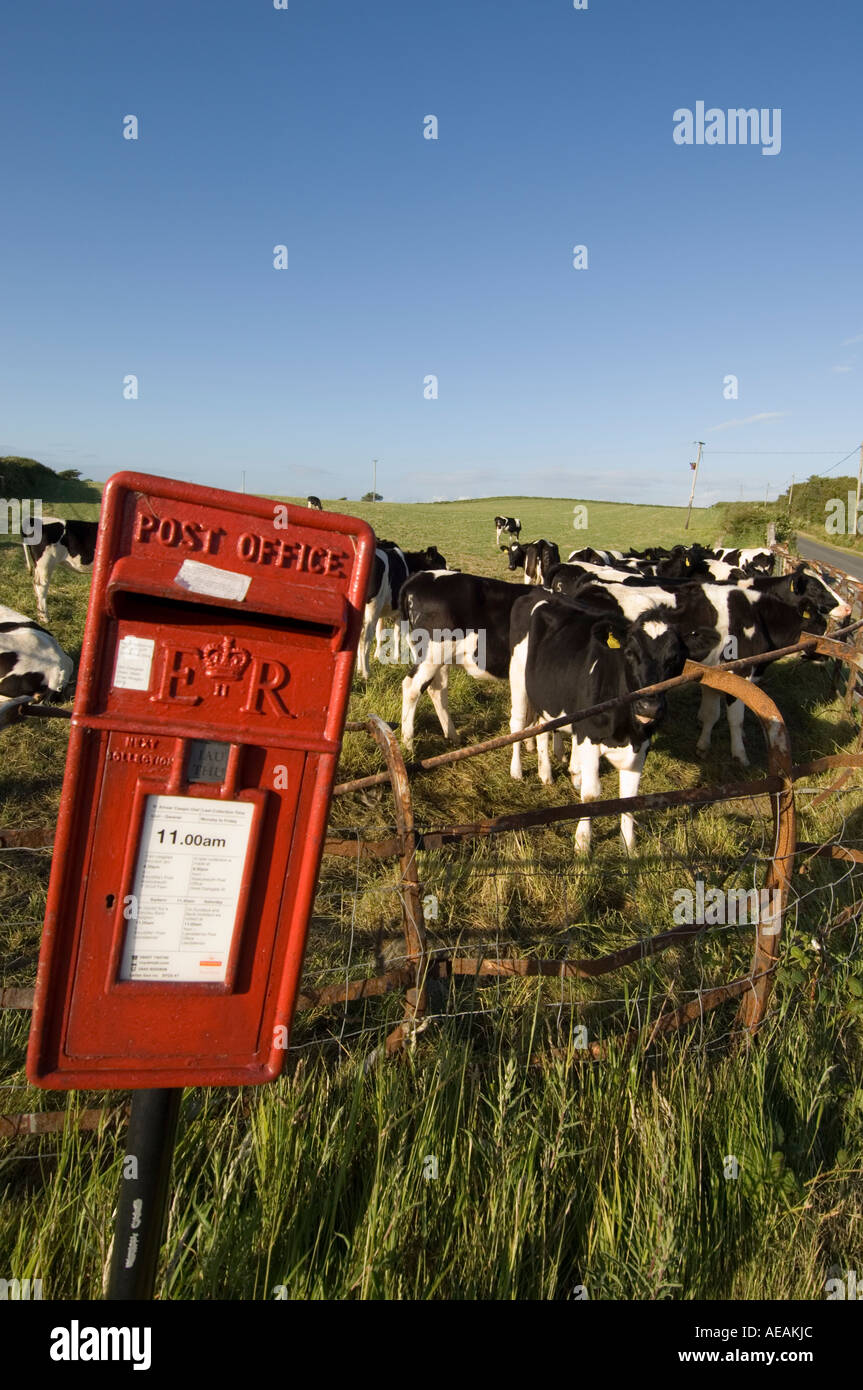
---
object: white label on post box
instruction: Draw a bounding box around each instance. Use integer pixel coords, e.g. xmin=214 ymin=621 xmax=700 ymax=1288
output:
xmin=113 ymin=635 xmax=155 ymax=691
xmin=174 ymin=559 xmax=252 ymax=602
xmin=119 ymin=795 xmax=255 ymax=982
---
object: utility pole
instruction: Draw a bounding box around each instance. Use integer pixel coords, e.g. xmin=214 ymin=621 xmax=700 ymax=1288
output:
xmin=765 ymin=481 xmax=770 ymax=506
xmin=241 ymin=470 xmax=245 ymax=494
xmin=684 ymin=441 xmax=704 ymax=531
xmin=855 ymin=443 xmax=863 ymax=537
xmin=788 ymin=473 xmax=795 ymax=510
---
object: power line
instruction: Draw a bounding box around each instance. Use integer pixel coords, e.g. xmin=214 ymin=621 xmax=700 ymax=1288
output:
xmin=704 ymin=449 xmax=856 ymax=455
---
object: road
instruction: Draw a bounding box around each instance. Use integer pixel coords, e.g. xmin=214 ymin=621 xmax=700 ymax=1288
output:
xmin=796 ymin=533 xmax=863 ymax=581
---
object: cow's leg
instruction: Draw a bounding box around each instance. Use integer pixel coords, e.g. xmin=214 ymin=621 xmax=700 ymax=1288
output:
xmin=696 ymin=686 xmax=722 ymax=757
xmin=401 ymin=647 xmax=455 ymax=748
xmin=553 ymin=730 xmax=564 ymax=761
xmin=568 ymin=734 xmax=582 ymax=789
xmin=573 ymin=739 xmax=601 ymax=853
xmin=402 ymin=661 xmax=434 ymax=748
xmin=373 ymin=616 xmax=387 ymax=660
xmin=537 ymin=726 xmax=554 ymax=784
xmin=508 ymin=635 xmax=532 ymax=779
xmin=426 ymin=663 xmax=458 ymax=743
xmin=726 ymin=695 xmax=749 ymax=765
xmin=33 ymin=550 xmax=57 ymax=623
xmin=603 ymin=740 xmax=648 ymax=855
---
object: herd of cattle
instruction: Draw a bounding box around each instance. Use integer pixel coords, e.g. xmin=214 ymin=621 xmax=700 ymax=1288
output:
xmin=0 ymin=509 xmax=852 ymax=854
xmin=366 ymin=519 xmax=851 ymax=852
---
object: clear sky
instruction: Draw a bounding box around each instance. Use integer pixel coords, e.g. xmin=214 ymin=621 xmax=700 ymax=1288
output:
xmin=1 ymin=0 xmax=861 ymax=506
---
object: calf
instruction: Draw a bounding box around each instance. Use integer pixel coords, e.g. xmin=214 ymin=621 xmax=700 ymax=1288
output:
xmin=508 ymin=592 xmax=686 ymax=852
xmin=358 ymin=540 xmax=447 ymax=680
xmin=501 ymin=538 xmax=561 ymax=585
xmin=26 ymin=519 xmax=99 ymax=622
xmin=399 ymin=571 xmax=534 ymax=746
xmin=0 ymin=606 xmax=73 ymax=704
xmin=307 ymin=495 xmax=323 ymax=510
xmin=494 ymin=515 xmax=521 ymax=547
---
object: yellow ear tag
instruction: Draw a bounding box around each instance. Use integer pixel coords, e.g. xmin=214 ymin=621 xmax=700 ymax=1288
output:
xmin=803 ymin=607 xmax=813 ymax=619
xmin=607 ymin=633 xmax=621 ymax=649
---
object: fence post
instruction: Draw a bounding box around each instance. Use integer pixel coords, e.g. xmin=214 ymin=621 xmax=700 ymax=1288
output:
xmin=365 ymin=716 xmax=428 ymax=1053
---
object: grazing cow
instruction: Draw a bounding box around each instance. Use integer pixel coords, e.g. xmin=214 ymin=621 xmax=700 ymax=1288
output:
xmin=501 ymin=539 xmax=561 ymax=585
xmin=26 ymin=519 xmax=99 ymax=622
xmin=494 ymin=515 xmax=521 ymax=547
xmin=307 ymin=495 xmax=323 ymax=510
xmin=358 ymin=540 xmax=447 ymax=680
xmin=0 ymin=606 xmax=73 ymax=704
xmin=399 ymin=571 xmax=534 ymax=746
xmin=508 ymin=592 xmax=686 ymax=852
xmin=545 ymin=572 xmax=840 ymax=763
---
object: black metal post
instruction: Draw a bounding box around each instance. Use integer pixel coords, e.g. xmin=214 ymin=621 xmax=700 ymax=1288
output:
xmin=106 ymin=1087 xmax=183 ymax=1300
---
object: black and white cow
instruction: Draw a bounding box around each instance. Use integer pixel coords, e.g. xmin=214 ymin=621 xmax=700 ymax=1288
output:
xmin=546 ymin=569 xmax=845 ymax=763
xmin=25 ymin=519 xmax=99 ymax=622
xmin=716 ymin=547 xmax=774 ymax=575
xmin=501 ymin=539 xmax=561 ymax=585
xmin=568 ymin=547 xmax=630 ymax=567
xmin=399 ymin=571 xmax=534 ymax=746
xmin=358 ymin=540 xmax=447 ymax=680
xmin=508 ymin=592 xmax=686 ymax=852
xmin=21 ymin=516 xmax=66 ymax=573
xmin=494 ymin=515 xmax=521 ymax=547
xmin=0 ymin=606 xmax=74 ymax=704
xmin=307 ymin=496 xmax=323 ymax=510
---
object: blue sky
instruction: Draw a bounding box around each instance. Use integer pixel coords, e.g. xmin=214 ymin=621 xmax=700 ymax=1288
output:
xmin=1 ymin=0 xmax=861 ymax=506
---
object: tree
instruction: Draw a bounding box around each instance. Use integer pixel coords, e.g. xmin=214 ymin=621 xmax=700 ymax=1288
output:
xmin=56 ymin=469 xmax=82 ymax=480
xmin=361 ymin=491 xmax=383 ymax=502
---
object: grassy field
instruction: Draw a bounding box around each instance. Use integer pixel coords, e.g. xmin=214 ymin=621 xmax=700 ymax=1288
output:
xmin=1 ymin=498 xmax=862 ymax=1301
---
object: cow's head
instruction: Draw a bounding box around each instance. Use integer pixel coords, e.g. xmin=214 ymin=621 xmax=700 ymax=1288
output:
xmin=502 ymin=542 xmax=525 ymax=572
xmin=422 ymin=546 xmax=447 ymax=570
xmin=785 ymin=565 xmax=851 ymax=621
xmin=591 ymin=612 xmax=685 ymax=728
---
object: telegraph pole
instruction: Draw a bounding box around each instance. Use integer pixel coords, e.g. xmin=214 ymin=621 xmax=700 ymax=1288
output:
xmin=788 ymin=473 xmax=795 ymax=510
xmin=855 ymin=444 xmax=863 ymax=537
xmin=684 ymin=441 xmax=704 ymax=531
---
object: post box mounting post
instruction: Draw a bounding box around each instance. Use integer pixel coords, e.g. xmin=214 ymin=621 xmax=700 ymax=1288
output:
xmin=105 ymin=1087 xmax=182 ymax=1300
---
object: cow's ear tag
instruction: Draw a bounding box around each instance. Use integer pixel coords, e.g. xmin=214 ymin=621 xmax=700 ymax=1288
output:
xmin=803 ymin=606 xmax=813 ymax=619
xmin=606 ymin=632 xmax=621 ymax=649
xmin=685 ymin=557 xmax=691 ymax=567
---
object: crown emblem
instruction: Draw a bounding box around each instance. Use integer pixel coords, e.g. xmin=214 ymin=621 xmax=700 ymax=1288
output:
xmin=202 ymin=637 xmax=251 ymax=695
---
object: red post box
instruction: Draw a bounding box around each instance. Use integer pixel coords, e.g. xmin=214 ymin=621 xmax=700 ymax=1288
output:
xmin=27 ymin=473 xmax=374 ymax=1089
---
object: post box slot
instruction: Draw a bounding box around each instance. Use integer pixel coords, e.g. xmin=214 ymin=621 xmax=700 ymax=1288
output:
xmin=106 ymin=555 xmax=350 ymax=641
xmin=109 ymin=591 xmax=340 ymax=645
